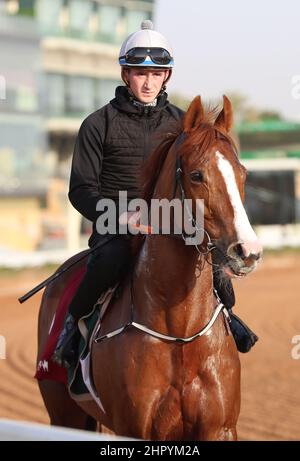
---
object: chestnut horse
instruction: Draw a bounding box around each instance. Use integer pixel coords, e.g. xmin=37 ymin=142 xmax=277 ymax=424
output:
xmin=37 ymin=96 xmax=262 ymax=440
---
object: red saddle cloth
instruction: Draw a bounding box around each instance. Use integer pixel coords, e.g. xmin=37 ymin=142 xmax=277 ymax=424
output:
xmin=35 ymin=265 xmax=86 ymax=384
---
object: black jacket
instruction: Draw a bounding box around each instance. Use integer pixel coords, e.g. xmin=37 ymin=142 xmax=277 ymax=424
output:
xmin=68 ymin=86 xmax=184 ymax=245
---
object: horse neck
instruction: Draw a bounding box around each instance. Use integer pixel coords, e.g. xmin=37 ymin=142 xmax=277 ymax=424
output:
xmin=134 ymin=235 xmax=214 ymax=338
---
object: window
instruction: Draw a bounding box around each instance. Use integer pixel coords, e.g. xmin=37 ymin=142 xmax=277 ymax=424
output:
xmin=45 ymin=74 xmax=65 ymax=116
xmin=15 ymin=86 xmax=38 ymax=112
xmin=69 ymin=0 xmax=92 ymax=38
xmin=36 ymin=0 xmax=63 ymax=34
xmin=18 ymin=0 xmax=35 ymax=16
xmin=0 ymin=120 xmax=46 ymax=181
xmin=66 ymin=75 xmax=94 ymax=116
xmin=98 ymin=5 xmax=122 ymax=43
xmin=44 ymin=74 xmax=121 ymax=117
xmin=96 ymin=79 xmax=120 ymax=108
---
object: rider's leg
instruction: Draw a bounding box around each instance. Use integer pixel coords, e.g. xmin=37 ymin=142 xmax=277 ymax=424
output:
xmin=52 ymin=235 xmax=132 ymax=367
xmin=213 ymin=270 xmax=258 ymax=353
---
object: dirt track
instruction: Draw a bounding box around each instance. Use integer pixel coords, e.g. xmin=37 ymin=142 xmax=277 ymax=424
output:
xmin=0 ymin=254 xmax=299 ymax=440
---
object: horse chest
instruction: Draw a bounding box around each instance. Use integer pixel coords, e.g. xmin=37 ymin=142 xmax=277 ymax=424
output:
xmin=127 ymin=336 xmax=206 ymax=404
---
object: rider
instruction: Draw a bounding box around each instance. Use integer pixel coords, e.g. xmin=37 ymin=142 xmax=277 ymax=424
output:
xmin=52 ymin=21 xmax=257 ymax=368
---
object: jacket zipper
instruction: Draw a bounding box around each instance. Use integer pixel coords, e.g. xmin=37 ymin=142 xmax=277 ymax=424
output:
xmin=143 ymin=111 xmax=150 ymax=160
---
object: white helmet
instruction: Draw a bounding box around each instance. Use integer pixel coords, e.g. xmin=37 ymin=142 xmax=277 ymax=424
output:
xmin=119 ymin=20 xmax=174 ymax=68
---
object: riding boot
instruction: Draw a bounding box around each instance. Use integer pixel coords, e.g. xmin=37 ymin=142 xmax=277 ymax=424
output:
xmin=213 ymin=273 xmax=258 ymax=353
xmin=51 ymin=313 xmax=79 ymax=368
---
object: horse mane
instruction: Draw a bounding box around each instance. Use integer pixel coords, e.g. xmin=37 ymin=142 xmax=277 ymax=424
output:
xmin=141 ymin=104 xmax=238 ymax=205
xmin=141 ymin=127 xmax=181 ymax=205
xmin=186 ymin=122 xmax=238 ymax=159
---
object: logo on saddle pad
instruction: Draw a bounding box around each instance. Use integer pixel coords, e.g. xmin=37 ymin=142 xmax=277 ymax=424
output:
xmin=96 ymin=191 xmax=205 ymax=245
xmin=37 ymin=360 xmax=49 ymax=372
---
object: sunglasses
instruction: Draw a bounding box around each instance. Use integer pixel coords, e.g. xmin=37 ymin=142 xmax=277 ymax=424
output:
xmin=121 ymin=47 xmax=172 ymax=66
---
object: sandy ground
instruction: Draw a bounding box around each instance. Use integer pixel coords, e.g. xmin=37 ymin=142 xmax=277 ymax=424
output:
xmin=0 ymin=254 xmax=299 ymax=440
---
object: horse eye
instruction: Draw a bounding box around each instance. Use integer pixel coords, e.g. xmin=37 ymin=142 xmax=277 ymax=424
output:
xmin=190 ymin=170 xmax=204 ymax=183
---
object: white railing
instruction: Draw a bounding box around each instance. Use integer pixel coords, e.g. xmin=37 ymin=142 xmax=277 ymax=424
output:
xmin=0 ymin=419 xmax=134 ymax=441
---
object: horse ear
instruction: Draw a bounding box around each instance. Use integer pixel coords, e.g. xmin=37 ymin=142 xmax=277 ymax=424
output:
xmin=214 ymin=95 xmax=233 ymax=132
xmin=183 ymin=96 xmax=204 ymax=132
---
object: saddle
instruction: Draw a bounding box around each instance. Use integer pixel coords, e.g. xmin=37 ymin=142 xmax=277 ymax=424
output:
xmin=68 ymin=285 xmax=118 ymax=410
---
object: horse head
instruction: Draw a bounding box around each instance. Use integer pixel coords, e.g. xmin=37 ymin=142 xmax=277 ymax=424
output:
xmin=176 ymin=95 xmax=263 ymax=278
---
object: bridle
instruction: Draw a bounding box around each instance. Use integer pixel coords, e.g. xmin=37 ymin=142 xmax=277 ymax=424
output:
xmin=172 ymin=132 xmax=235 ymax=267
xmin=172 ymin=132 xmax=216 ymax=258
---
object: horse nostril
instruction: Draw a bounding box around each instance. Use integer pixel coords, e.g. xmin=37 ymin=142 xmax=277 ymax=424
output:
xmin=227 ymin=242 xmax=245 ymax=260
xmin=235 ymin=243 xmax=245 ymax=259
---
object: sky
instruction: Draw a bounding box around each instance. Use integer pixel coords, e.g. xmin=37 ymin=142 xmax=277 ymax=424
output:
xmin=154 ymin=0 xmax=300 ymax=120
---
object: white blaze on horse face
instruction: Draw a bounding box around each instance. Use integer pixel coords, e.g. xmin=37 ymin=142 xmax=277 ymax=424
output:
xmin=215 ymin=151 xmax=261 ymax=257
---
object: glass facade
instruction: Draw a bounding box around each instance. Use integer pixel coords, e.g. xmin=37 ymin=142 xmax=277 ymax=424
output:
xmin=98 ymin=4 xmax=122 ymax=43
xmin=44 ymin=73 xmax=120 ymax=117
xmin=0 ymin=86 xmax=37 ymax=114
xmin=35 ymin=0 xmax=63 ymax=35
xmin=0 ymin=0 xmax=155 ymax=250
xmin=34 ymin=0 xmax=153 ymax=43
xmin=66 ymin=75 xmax=94 ymax=115
xmin=69 ymin=0 xmax=92 ymax=38
xmin=0 ymin=119 xmax=47 ymax=185
xmin=0 ymin=11 xmax=47 ymax=189
xmin=43 ymin=73 xmax=65 ymax=116
xmin=96 ymin=78 xmax=118 ymax=108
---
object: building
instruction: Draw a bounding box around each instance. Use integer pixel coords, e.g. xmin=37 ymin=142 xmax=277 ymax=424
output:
xmin=0 ymin=0 xmax=155 ymax=251
xmin=38 ymin=0 xmax=154 ymax=172
xmin=0 ymin=1 xmax=46 ymax=250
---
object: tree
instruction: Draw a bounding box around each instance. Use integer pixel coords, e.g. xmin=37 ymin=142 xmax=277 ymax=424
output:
xmin=169 ymin=93 xmax=191 ymax=111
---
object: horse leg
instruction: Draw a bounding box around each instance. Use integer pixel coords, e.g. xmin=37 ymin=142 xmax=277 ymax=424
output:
xmin=38 ymin=379 xmax=97 ymax=431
